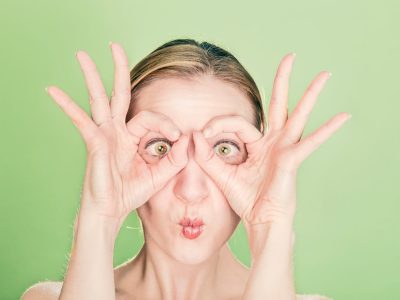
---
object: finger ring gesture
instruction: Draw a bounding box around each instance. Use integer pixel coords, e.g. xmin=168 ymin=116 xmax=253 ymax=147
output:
xmin=193 ymin=53 xmax=351 ymax=231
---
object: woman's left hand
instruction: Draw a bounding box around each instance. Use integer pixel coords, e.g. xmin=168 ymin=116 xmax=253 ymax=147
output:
xmin=193 ymin=53 xmax=351 ymax=252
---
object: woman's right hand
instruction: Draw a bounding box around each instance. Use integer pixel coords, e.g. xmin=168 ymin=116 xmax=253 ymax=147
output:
xmin=46 ymin=42 xmax=189 ymax=226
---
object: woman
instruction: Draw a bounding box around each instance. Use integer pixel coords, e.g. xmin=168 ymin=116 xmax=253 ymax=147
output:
xmin=22 ymin=39 xmax=350 ymax=300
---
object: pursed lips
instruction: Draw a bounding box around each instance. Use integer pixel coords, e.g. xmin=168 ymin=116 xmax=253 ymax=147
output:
xmin=179 ymin=217 xmax=204 ymax=227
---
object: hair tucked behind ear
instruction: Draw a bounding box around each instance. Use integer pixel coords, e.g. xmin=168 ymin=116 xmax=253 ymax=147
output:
xmin=126 ymin=38 xmax=266 ymax=134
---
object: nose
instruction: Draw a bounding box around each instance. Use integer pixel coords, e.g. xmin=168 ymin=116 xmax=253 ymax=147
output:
xmin=173 ymin=132 xmax=209 ymax=205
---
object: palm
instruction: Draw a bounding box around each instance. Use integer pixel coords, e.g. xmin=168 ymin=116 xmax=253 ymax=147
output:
xmin=240 ymin=130 xmax=299 ymax=225
xmin=46 ymin=42 xmax=188 ymax=221
xmin=215 ymin=129 xmax=295 ymax=225
xmin=81 ymin=119 xmax=154 ymax=219
xmin=194 ymin=53 xmax=351 ymax=227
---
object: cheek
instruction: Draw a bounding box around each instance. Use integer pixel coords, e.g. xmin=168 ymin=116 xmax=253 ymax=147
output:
xmin=137 ymin=150 xmax=163 ymax=165
xmin=136 ymin=195 xmax=169 ymax=228
xmin=212 ymin=195 xmax=241 ymax=230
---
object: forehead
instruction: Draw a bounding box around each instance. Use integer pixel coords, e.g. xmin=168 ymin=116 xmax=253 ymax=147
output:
xmin=132 ymin=75 xmax=255 ymax=134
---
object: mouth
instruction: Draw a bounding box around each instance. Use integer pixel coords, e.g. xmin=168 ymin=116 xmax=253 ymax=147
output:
xmin=179 ymin=217 xmax=205 ymax=239
xmin=179 ymin=217 xmax=205 ymax=227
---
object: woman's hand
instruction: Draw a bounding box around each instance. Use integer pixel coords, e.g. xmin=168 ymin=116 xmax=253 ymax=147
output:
xmin=192 ymin=53 xmax=351 ymax=245
xmin=46 ymin=42 xmax=189 ymax=226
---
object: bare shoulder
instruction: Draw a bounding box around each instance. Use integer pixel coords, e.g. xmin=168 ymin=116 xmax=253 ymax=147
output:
xmin=224 ymin=294 xmax=332 ymax=300
xmin=20 ymin=281 xmax=63 ymax=300
xmin=296 ymin=294 xmax=333 ymax=300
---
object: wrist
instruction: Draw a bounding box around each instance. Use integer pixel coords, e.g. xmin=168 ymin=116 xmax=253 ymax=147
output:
xmin=244 ymin=216 xmax=295 ymax=262
xmin=242 ymin=218 xmax=296 ymax=300
xmin=256 ymin=220 xmax=295 ymax=260
xmin=74 ymin=208 xmax=124 ymax=246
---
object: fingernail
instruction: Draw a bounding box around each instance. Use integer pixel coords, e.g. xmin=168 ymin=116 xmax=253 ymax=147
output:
xmin=328 ymin=72 xmax=333 ymax=78
xmin=292 ymin=52 xmax=297 ymax=58
xmin=109 ymin=41 xmax=113 ymax=48
xmin=347 ymin=113 xmax=352 ymax=119
xmin=45 ymin=86 xmax=48 ymax=94
xmin=203 ymin=127 xmax=212 ymax=137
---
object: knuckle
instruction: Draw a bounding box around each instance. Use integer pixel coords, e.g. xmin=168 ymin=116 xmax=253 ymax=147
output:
xmin=296 ymin=106 xmax=310 ymax=119
xmin=232 ymin=115 xmax=244 ymax=122
xmin=123 ymin=87 xmax=132 ymax=96
xmin=275 ymin=72 xmax=286 ymax=80
xmin=113 ymin=86 xmax=131 ymax=97
xmin=306 ymin=82 xmax=319 ymax=95
xmin=135 ymin=110 xmax=151 ymax=120
xmin=210 ymin=115 xmax=226 ymax=123
xmin=270 ymin=95 xmax=279 ymax=105
xmin=90 ymin=93 xmax=108 ymax=103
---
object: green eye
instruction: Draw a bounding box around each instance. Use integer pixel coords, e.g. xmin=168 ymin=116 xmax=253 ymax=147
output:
xmin=214 ymin=140 xmax=240 ymax=158
xmin=145 ymin=138 xmax=241 ymax=160
xmin=145 ymin=138 xmax=172 ymax=158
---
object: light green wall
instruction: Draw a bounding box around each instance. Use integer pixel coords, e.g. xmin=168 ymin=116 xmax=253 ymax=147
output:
xmin=1 ymin=0 xmax=399 ymax=299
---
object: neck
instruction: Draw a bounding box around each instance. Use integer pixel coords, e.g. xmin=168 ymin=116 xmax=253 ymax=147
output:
xmin=131 ymin=239 xmax=234 ymax=300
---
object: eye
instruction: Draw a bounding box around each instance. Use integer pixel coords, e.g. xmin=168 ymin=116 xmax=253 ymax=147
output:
xmin=145 ymin=138 xmax=173 ymax=158
xmin=144 ymin=138 xmax=243 ymax=161
xmin=213 ymin=139 xmax=241 ymax=159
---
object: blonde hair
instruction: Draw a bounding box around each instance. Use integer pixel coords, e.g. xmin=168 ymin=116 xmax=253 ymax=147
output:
xmin=126 ymin=38 xmax=265 ymax=133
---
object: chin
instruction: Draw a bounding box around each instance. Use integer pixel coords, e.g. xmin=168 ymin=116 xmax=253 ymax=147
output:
xmin=169 ymin=243 xmax=218 ymax=265
xmin=171 ymin=250 xmax=210 ymax=265
xmin=172 ymin=228 xmax=229 ymax=265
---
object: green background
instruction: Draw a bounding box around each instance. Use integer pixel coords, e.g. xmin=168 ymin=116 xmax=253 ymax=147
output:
xmin=1 ymin=0 xmax=399 ymax=299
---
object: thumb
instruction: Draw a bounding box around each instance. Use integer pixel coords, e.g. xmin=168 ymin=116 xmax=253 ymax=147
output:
xmin=148 ymin=133 xmax=189 ymax=191
xmin=192 ymin=130 xmax=236 ymax=192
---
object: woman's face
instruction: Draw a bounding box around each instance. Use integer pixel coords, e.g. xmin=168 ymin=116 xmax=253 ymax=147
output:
xmin=133 ymin=75 xmax=257 ymax=264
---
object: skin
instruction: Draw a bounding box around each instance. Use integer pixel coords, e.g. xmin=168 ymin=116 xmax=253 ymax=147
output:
xmin=21 ymin=42 xmax=349 ymax=300
xmin=114 ymin=75 xmax=256 ymax=300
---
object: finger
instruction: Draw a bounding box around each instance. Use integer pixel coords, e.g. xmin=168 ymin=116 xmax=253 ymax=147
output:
xmin=192 ymin=130 xmax=237 ymax=192
xmin=76 ymin=50 xmax=112 ymax=126
xmin=148 ymin=134 xmax=189 ymax=190
xmin=280 ymin=71 xmax=331 ymax=146
xmin=268 ymin=53 xmax=296 ymax=132
xmin=126 ymin=110 xmax=181 ymax=145
xmin=293 ymin=112 xmax=351 ymax=163
xmin=46 ymin=86 xmax=99 ymax=146
xmin=109 ymin=42 xmax=132 ymax=122
xmin=201 ymin=115 xmax=263 ymax=156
